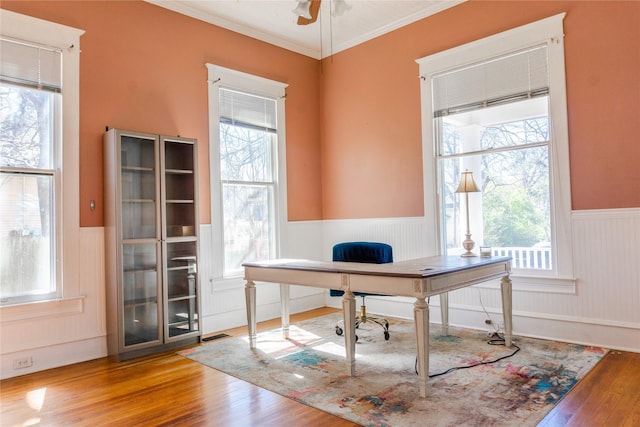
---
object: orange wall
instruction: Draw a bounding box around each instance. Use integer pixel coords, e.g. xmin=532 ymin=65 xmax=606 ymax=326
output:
xmin=2 ymin=1 xmax=638 ymax=226
xmin=320 ymin=0 xmax=640 ymax=218
xmin=1 ymin=0 xmax=323 ymax=226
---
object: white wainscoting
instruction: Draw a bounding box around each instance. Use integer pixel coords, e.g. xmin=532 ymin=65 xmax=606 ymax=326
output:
xmin=199 ymin=210 xmax=639 ymax=351
xmin=322 ymin=209 xmax=640 ymax=352
xmin=2 ymin=208 xmax=637 ymax=379
xmin=0 ymin=227 xmax=107 ymax=379
xmin=199 ymin=221 xmax=328 ymax=334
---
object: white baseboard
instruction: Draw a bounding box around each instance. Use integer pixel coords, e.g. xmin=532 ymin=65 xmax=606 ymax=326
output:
xmin=327 ymin=295 xmax=640 ymax=352
xmin=1 ymin=336 xmax=107 ymax=380
xmin=202 ymin=292 xmax=327 ymax=333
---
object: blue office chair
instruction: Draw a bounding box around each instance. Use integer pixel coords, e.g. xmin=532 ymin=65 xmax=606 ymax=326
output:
xmin=330 ymin=242 xmax=393 ymax=341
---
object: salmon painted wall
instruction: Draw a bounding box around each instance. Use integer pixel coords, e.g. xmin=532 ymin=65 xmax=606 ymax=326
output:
xmin=0 ymin=0 xmax=323 ymax=225
xmin=320 ymin=0 xmax=640 ymax=219
xmin=2 ymin=1 xmax=638 ymax=226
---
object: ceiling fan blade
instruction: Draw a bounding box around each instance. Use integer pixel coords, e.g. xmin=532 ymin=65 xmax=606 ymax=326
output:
xmin=297 ymin=0 xmax=321 ymax=25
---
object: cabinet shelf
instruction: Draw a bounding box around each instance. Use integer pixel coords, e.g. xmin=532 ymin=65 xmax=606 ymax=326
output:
xmin=166 ymin=169 xmax=193 ymax=174
xmin=168 ymin=294 xmax=196 ymax=302
xmin=123 ymin=166 xmax=154 ymax=173
xmin=124 ymin=296 xmax=158 ymax=306
xmin=123 ymin=267 xmax=157 ymax=274
xmin=123 ymin=199 xmax=155 ymax=203
xmin=167 ymin=265 xmax=192 ymax=272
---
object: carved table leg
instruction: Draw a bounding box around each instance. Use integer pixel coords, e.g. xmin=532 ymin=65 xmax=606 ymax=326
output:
xmin=414 ymin=296 xmax=429 ymax=398
xmin=440 ymin=292 xmax=449 ymax=336
xmin=342 ymin=290 xmax=356 ymax=376
xmin=245 ymin=279 xmax=257 ymax=349
xmin=501 ymin=274 xmax=513 ymax=347
xmin=280 ymin=284 xmax=290 ymax=339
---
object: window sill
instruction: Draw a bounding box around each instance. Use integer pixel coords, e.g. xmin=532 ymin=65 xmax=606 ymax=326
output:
xmin=475 ymin=274 xmax=576 ymax=294
xmin=0 ymin=296 xmax=85 ymax=323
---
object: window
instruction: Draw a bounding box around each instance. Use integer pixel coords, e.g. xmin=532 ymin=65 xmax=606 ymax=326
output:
xmin=418 ymin=14 xmax=575 ymax=289
xmin=0 ymin=10 xmax=83 ymax=306
xmin=207 ymin=65 xmax=288 ymax=278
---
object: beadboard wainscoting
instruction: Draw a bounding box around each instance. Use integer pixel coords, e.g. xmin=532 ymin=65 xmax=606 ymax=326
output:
xmin=320 ymin=209 xmax=640 ymax=352
xmin=1 ymin=209 xmax=637 ymax=379
xmin=0 ymin=227 xmax=107 ymax=379
xmin=199 ymin=221 xmax=329 ymax=334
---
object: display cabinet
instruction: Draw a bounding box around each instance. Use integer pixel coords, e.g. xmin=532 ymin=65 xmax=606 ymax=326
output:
xmin=104 ymin=128 xmax=200 ymax=360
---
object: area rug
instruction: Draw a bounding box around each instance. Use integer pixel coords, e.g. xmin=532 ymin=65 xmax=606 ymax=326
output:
xmin=178 ymin=314 xmax=606 ymax=427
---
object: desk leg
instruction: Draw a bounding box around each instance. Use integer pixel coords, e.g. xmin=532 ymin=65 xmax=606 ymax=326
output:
xmin=414 ymin=296 xmax=429 ymax=398
xmin=440 ymin=292 xmax=449 ymax=336
xmin=501 ymin=275 xmax=513 ymax=347
xmin=342 ymin=290 xmax=356 ymax=376
xmin=245 ymin=279 xmax=257 ymax=349
xmin=280 ymin=284 xmax=290 ymax=339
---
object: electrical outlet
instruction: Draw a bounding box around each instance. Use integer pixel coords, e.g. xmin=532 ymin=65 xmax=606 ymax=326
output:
xmin=13 ymin=357 xmax=33 ymax=370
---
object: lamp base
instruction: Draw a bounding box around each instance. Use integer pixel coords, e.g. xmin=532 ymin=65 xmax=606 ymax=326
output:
xmin=460 ymin=234 xmax=477 ymax=257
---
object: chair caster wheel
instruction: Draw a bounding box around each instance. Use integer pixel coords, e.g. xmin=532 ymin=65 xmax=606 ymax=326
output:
xmin=335 ymin=326 xmax=343 ymax=336
xmin=384 ymin=331 xmax=390 ymax=340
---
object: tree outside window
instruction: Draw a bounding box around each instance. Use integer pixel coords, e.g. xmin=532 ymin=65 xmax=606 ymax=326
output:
xmin=437 ymin=97 xmax=552 ymax=269
xmin=0 ymin=83 xmax=56 ymax=302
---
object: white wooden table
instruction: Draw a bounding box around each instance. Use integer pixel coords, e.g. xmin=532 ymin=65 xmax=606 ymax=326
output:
xmin=243 ymin=255 xmax=512 ymax=398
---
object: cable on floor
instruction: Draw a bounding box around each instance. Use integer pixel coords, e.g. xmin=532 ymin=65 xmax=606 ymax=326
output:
xmin=414 ymin=332 xmax=521 ymax=378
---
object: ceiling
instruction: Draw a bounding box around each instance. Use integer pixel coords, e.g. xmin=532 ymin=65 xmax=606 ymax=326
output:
xmin=146 ymin=0 xmax=465 ymax=59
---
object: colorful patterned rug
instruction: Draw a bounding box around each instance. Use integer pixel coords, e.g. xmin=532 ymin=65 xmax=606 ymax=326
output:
xmin=179 ymin=313 xmax=606 ymax=427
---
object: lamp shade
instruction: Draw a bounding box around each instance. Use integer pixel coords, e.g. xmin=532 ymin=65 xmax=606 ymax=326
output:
xmin=455 ymin=170 xmax=480 ymax=193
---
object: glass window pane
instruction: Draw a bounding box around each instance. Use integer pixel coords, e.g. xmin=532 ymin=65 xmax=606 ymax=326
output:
xmin=438 ymin=97 xmax=548 ymax=156
xmin=439 ymin=113 xmax=551 ymax=270
xmin=0 ymin=173 xmax=54 ymax=299
xmin=219 ymin=123 xmax=272 ymax=182
xmin=0 ymin=84 xmax=54 ymax=169
xmin=222 ymin=183 xmax=272 ymax=273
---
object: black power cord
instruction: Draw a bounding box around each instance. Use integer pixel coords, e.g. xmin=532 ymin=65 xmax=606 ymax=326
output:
xmin=415 ymin=332 xmax=521 ymax=378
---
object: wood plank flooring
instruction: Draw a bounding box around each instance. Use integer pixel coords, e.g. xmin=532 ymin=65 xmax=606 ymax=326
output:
xmin=1 ymin=307 xmax=638 ymax=426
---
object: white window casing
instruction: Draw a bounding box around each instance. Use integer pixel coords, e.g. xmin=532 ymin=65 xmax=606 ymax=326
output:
xmin=417 ymin=13 xmax=576 ymax=293
xmin=0 ymin=10 xmax=84 ymax=314
xmin=206 ymin=64 xmax=288 ymax=283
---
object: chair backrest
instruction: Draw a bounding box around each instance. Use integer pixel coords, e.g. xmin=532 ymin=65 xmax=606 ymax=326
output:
xmin=332 ymin=242 xmax=393 ymax=264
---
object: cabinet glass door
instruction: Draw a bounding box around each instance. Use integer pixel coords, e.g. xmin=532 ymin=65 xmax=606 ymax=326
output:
xmin=122 ymin=243 xmax=161 ymax=347
xmin=163 ymin=138 xmax=196 ymax=238
xmin=165 ymin=240 xmax=198 ymax=338
xmin=121 ymin=135 xmax=157 ymax=240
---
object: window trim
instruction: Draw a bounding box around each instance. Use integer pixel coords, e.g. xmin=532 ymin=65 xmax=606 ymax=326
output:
xmin=417 ymin=13 xmax=576 ymax=292
xmin=206 ymin=64 xmax=288 ymax=280
xmin=0 ymin=10 xmax=84 ymax=308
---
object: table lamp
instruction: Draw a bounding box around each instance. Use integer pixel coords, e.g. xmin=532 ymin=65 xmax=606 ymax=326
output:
xmin=455 ymin=170 xmax=480 ymax=257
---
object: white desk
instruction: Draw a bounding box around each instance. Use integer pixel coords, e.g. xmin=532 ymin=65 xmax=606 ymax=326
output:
xmin=243 ymin=255 xmax=512 ymax=398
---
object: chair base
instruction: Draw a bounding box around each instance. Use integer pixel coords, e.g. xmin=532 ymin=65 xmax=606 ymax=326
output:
xmin=334 ymin=304 xmax=390 ymax=341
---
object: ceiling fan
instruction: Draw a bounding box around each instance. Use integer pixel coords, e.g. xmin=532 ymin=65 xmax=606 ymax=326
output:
xmin=293 ymin=0 xmax=351 ymax=26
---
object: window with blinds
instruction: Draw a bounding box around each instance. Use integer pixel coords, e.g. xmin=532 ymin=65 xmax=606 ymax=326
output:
xmin=0 ymin=37 xmax=62 ymax=92
xmin=432 ymin=45 xmax=548 ymax=117
xmin=0 ymin=37 xmax=61 ymax=303
xmin=218 ymin=87 xmax=278 ymax=275
xmin=432 ymin=45 xmax=553 ymax=270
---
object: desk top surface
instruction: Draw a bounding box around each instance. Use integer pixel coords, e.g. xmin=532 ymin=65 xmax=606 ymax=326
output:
xmin=243 ymin=255 xmax=511 ymax=279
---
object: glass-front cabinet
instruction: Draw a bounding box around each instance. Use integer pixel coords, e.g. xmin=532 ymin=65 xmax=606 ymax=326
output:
xmin=104 ymin=129 xmax=200 ymax=360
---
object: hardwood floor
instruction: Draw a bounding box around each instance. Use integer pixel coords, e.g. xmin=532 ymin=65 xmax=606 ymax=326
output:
xmin=1 ymin=307 xmax=638 ymax=426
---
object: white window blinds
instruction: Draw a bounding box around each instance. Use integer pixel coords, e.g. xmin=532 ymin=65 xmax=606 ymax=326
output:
xmin=0 ymin=37 xmax=62 ymax=93
xmin=219 ymin=88 xmax=277 ymax=133
xmin=432 ymin=45 xmax=548 ymax=117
